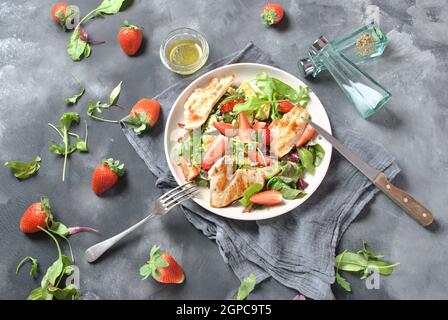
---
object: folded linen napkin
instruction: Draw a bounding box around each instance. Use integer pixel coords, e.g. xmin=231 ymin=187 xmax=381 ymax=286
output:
xmin=121 ymin=42 xmax=400 ymax=300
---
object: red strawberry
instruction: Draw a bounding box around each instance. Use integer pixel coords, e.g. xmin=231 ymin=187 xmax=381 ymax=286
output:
xmin=261 ymin=3 xmax=284 ymax=26
xmin=140 ymin=245 xmax=185 ymax=284
xmin=117 ymin=20 xmax=143 ymax=56
xmin=252 ymin=121 xmax=270 ymax=146
xmin=20 ymin=197 xmax=51 ymax=233
xmin=51 ymin=2 xmax=69 ymax=27
xmin=213 ymin=122 xmax=236 ymax=137
xmin=127 ymin=98 xmax=161 ymax=135
xmin=295 ymin=124 xmax=317 ymax=147
xmin=178 ymin=157 xmax=199 ymax=181
xmin=220 ymin=98 xmax=245 ymax=113
xmin=250 ymin=190 xmax=283 ymax=206
xmin=201 ymin=135 xmax=229 ymax=170
xmin=92 ymin=158 xmax=125 ymax=195
xmin=278 ymin=101 xmax=295 ymax=113
xmin=238 ymin=112 xmax=253 ymax=143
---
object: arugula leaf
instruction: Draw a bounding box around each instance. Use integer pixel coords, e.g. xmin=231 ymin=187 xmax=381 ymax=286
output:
xmin=48 ymin=112 xmax=82 ymax=181
xmin=335 ymin=242 xmax=399 ymax=293
xmin=60 ymin=112 xmax=80 ymax=128
xmin=67 ymin=29 xmax=88 ymax=61
xmin=4 ymin=156 xmax=41 ymax=180
xmin=16 ymin=256 xmax=39 ymax=279
xmin=271 ymin=78 xmax=301 ymax=101
xmin=48 ymin=284 xmax=80 ymax=300
xmin=236 ymin=274 xmax=257 ymax=300
xmin=298 ymin=147 xmax=315 ymax=175
xmin=240 ymin=183 xmax=263 ymax=207
xmin=95 ymin=0 xmax=126 ymax=15
xmin=233 ymin=96 xmax=265 ymax=114
xmin=256 ymin=72 xmax=275 ymax=101
xmin=335 ymin=272 xmax=352 ymax=292
xmin=308 ymin=144 xmax=325 ymax=167
xmin=67 ymin=0 xmax=126 ymax=61
xmin=65 ymin=85 xmax=85 ymax=105
xmin=109 ymin=81 xmax=122 ymax=105
xmin=49 ymin=221 xmax=70 ymax=237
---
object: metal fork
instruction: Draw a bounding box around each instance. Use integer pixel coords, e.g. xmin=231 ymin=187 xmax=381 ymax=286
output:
xmin=84 ymin=182 xmax=198 ymax=263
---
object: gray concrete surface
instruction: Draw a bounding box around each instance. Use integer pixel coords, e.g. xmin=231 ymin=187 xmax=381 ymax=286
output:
xmin=0 ymin=0 xmax=447 ymax=300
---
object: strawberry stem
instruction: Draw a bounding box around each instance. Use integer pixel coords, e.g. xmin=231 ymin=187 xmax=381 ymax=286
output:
xmin=62 ymin=127 xmax=68 ymax=182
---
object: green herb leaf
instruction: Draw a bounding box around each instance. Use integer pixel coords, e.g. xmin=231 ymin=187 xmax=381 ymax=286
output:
xmin=67 ymin=28 xmax=87 ymax=61
xmin=42 ymin=259 xmax=64 ymax=287
xmin=4 ymin=156 xmax=41 ymax=180
xmin=65 ymin=87 xmax=85 ymax=105
xmin=60 ymin=112 xmax=80 ymax=128
xmin=298 ymin=147 xmax=315 ymax=175
xmin=336 ymin=272 xmax=352 ymax=292
xmin=16 ymin=256 xmax=39 ymax=278
xmin=49 ymin=221 xmax=70 ymax=237
xmin=84 ymin=43 xmax=92 ymax=58
xmin=357 ymin=240 xmax=385 ymax=260
xmin=240 ymin=183 xmax=263 ymax=207
xmin=335 ymin=252 xmax=368 ymax=272
xmin=233 ymin=96 xmax=265 ymax=114
xmin=95 ymin=0 xmax=126 ymax=15
xmin=236 ymin=274 xmax=257 ymax=300
xmin=48 ymin=284 xmax=80 ymax=300
xmin=109 ymin=81 xmax=122 ymax=106
xmin=27 ymin=288 xmax=48 ymax=300
xmin=308 ymin=144 xmax=325 ymax=167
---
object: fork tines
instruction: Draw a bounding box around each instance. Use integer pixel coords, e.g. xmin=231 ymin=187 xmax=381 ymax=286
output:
xmin=160 ymin=182 xmax=198 ymax=210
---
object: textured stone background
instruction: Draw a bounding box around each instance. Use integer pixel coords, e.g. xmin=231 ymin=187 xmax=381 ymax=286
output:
xmin=0 ymin=0 xmax=447 ymax=299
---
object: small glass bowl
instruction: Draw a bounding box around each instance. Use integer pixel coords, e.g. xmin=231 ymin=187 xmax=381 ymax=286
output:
xmin=160 ymin=28 xmax=209 ymax=75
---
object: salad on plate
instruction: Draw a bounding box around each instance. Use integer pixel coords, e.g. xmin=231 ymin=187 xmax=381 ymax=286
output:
xmin=175 ymin=72 xmax=325 ymax=212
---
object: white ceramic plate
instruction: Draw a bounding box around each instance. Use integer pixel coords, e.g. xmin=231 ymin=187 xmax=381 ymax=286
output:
xmin=164 ymin=63 xmax=332 ymax=220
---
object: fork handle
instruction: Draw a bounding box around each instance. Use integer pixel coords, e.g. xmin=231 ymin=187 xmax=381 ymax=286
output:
xmin=84 ymin=214 xmax=156 ymax=263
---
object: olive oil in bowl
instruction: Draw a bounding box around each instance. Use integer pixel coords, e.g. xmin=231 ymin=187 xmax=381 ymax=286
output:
xmin=168 ymin=40 xmax=203 ymax=66
xmin=160 ymin=28 xmax=209 ymax=75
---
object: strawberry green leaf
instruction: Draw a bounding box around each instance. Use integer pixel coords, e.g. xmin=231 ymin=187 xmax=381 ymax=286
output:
xmin=124 ymin=112 xmax=149 ymax=135
xmin=102 ymin=158 xmax=125 ymax=176
xmin=4 ymin=156 xmax=41 ymax=180
xmin=236 ymin=274 xmax=257 ymax=300
xmin=139 ymin=264 xmax=152 ymax=280
xmin=16 ymin=256 xmax=39 ymax=279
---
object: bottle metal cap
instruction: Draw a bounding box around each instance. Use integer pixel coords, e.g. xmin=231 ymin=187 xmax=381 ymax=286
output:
xmin=298 ymin=57 xmax=314 ymax=78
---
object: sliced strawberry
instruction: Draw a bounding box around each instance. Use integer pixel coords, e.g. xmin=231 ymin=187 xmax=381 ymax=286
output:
xmin=178 ymin=157 xmax=199 ymax=181
xmin=221 ymin=98 xmax=245 ymax=113
xmin=295 ymin=124 xmax=317 ymax=147
xmin=250 ymin=190 xmax=283 ymax=206
xmin=252 ymin=121 xmax=270 ymax=146
xmin=201 ymin=135 xmax=229 ymax=170
xmin=278 ymin=101 xmax=295 ymax=113
xmin=248 ymin=149 xmax=272 ymax=167
xmin=238 ymin=112 xmax=253 ymax=143
xmin=213 ymin=122 xmax=236 ymax=137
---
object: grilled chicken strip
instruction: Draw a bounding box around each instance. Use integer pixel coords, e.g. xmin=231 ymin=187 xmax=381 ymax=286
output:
xmin=268 ymin=107 xmax=309 ymax=157
xmin=184 ymin=74 xmax=236 ymax=130
xmin=208 ymin=156 xmax=266 ymax=208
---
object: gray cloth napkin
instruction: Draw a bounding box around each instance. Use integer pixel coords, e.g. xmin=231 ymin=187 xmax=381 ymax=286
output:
xmin=121 ymin=42 xmax=400 ymax=300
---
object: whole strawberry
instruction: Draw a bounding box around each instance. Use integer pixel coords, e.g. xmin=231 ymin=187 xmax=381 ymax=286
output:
xmin=139 ymin=245 xmax=185 ymax=284
xmin=51 ymin=2 xmax=69 ymax=28
xmin=117 ymin=20 xmax=143 ymax=56
xmin=125 ymin=98 xmax=161 ymax=135
xmin=261 ymin=3 xmax=284 ymax=26
xmin=20 ymin=197 xmax=52 ymax=233
xmin=92 ymin=158 xmax=125 ymax=195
